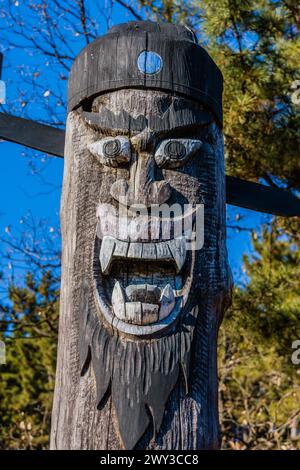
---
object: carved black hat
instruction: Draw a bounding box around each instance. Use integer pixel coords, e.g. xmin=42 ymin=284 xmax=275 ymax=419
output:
xmin=68 ymin=21 xmax=223 ymax=126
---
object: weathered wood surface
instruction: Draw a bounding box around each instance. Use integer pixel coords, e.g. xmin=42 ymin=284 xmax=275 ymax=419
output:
xmin=50 ymin=89 xmax=232 ymax=449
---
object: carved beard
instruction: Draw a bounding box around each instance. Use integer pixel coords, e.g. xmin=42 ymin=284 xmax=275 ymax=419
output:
xmin=79 ymin=279 xmax=198 ymax=450
xmin=63 ymin=90 xmax=231 ymax=449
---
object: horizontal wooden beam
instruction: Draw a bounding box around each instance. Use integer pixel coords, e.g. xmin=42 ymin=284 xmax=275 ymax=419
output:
xmin=226 ymin=175 xmax=300 ymax=217
xmin=1 ymin=112 xmax=300 ymax=216
xmin=0 ymin=112 xmax=64 ymax=158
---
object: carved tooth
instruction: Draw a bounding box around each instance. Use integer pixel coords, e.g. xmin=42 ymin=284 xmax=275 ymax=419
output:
xmin=127 ymin=242 xmax=143 ymax=259
xmin=160 ymin=283 xmax=175 ymax=303
xmin=125 ymin=284 xmax=160 ymax=303
xmin=145 ymin=285 xmax=161 ymax=303
xmin=142 ymin=243 xmax=157 ymax=260
xmin=167 ymin=237 xmax=187 ymax=273
xmin=126 ymin=284 xmax=146 ymax=302
xmin=125 ymin=302 xmax=142 ymax=325
xmin=141 ymin=303 xmax=159 ymax=324
xmin=159 ymin=284 xmax=175 ymax=320
xmin=113 ymin=239 xmax=129 ymax=258
xmin=112 ymin=281 xmax=126 ymax=320
xmin=99 ymin=236 xmax=115 ymax=274
xmin=156 ymin=241 xmax=173 ymax=261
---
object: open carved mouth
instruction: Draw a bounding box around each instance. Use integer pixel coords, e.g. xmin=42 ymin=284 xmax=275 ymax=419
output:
xmin=93 ymin=208 xmax=199 ymax=337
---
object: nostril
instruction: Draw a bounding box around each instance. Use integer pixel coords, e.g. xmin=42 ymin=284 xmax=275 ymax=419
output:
xmin=110 ymin=178 xmax=171 ymax=206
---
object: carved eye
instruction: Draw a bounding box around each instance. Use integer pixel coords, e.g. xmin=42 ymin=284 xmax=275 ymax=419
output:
xmin=164 ymin=140 xmax=186 ymax=160
xmin=88 ymin=137 xmax=131 ymax=167
xmin=155 ymin=139 xmax=202 ymax=169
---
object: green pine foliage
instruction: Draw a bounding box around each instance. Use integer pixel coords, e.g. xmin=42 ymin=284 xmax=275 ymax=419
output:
xmin=0 ymin=272 xmax=59 ymax=449
xmin=219 ymin=219 xmax=300 ymax=449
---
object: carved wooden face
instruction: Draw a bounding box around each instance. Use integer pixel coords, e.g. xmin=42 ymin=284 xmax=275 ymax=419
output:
xmin=64 ymin=89 xmax=230 ymax=448
xmin=80 ymin=90 xmax=224 ymax=338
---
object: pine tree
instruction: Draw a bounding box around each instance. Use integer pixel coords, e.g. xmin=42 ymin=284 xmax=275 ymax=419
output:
xmin=0 ymin=271 xmax=59 ymax=449
xmin=218 ymin=220 xmax=300 ymax=449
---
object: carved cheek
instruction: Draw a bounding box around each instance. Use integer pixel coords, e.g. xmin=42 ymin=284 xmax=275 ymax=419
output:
xmin=162 ymin=169 xmax=202 ymax=202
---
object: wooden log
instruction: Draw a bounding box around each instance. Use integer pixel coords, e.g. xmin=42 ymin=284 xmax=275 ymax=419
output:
xmin=50 ymin=89 xmax=232 ymax=449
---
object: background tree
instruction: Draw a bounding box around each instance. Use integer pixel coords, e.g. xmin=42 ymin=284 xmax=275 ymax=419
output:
xmin=219 ymin=219 xmax=300 ymax=449
xmin=0 ymin=270 xmax=59 ymax=449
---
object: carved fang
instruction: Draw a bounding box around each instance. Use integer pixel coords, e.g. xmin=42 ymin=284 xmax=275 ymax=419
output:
xmin=167 ymin=237 xmax=187 ymax=273
xmin=99 ymin=236 xmax=115 ymax=274
xmin=159 ymin=284 xmax=175 ymax=320
xmin=112 ymin=281 xmax=126 ymax=320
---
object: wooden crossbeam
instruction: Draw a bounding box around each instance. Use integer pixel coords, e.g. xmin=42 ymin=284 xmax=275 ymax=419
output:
xmin=225 ymin=176 xmax=300 ymax=217
xmin=1 ymin=112 xmax=300 ymax=217
xmin=0 ymin=112 xmax=64 ymax=157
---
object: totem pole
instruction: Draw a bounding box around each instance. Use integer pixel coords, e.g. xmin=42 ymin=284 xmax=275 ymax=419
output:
xmin=1 ymin=18 xmax=299 ymax=451
xmin=50 ymin=21 xmax=232 ymax=450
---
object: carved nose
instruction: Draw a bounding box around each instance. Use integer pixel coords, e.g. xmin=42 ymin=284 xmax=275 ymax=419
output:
xmin=110 ymin=179 xmax=171 ymax=207
xmin=110 ymin=153 xmax=171 ymax=207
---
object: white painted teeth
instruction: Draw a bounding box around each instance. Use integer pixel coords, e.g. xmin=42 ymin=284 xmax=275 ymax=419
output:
xmin=125 ymin=284 xmax=160 ymax=303
xmin=99 ymin=236 xmax=187 ymax=275
xmin=159 ymin=284 xmax=175 ymax=320
xmin=111 ymin=281 xmax=176 ymax=325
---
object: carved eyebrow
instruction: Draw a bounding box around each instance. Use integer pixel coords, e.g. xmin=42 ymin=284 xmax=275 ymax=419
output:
xmin=80 ymin=109 xmax=146 ymax=134
xmin=78 ymin=107 xmax=213 ymax=136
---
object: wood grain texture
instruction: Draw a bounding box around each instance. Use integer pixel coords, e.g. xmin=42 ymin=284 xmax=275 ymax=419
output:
xmin=50 ymin=89 xmax=232 ymax=450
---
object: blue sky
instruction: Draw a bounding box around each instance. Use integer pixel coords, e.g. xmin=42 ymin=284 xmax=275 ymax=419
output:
xmin=0 ymin=0 xmax=272 ymax=292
